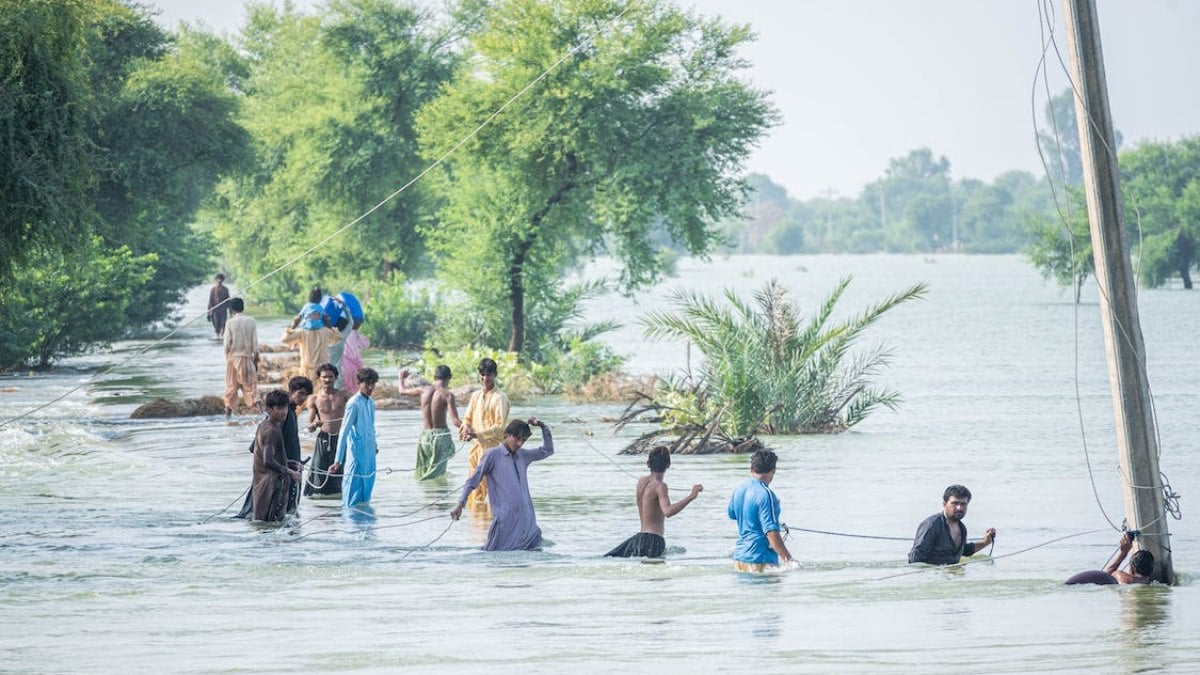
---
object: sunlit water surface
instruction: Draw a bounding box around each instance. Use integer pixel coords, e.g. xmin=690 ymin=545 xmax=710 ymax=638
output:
xmin=1 ymin=255 xmax=1197 ymax=673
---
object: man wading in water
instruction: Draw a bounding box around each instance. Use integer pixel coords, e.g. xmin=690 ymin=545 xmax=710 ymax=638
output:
xmin=605 ymin=445 xmax=702 ymax=558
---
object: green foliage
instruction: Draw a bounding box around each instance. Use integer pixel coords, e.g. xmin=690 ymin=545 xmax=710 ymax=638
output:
xmin=414 ymin=347 xmax=539 ymax=396
xmin=360 ymin=276 xmax=439 ymax=349
xmin=428 ymin=278 xmax=620 ymax=364
xmin=641 ymin=277 xmax=926 ymax=437
xmin=1121 ymin=136 xmax=1200 ymax=289
xmin=536 ymin=336 xmax=627 ymax=392
xmin=417 ymin=0 xmax=776 ymax=353
xmin=725 ymin=157 xmax=1052 ymax=255
xmin=1026 ymin=136 xmax=1200 ymax=293
xmin=0 ymin=238 xmax=155 ymax=368
xmin=0 ymin=0 xmax=95 ymax=275
xmin=210 ymin=0 xmax=455 ymax=308
xmin=1 ymin=0 xmax=248 ymax=368
xmin=1024 ymin=187 xmax=1093 ymax=302
xmin=91 ymin=19 xmax=250 ymax=325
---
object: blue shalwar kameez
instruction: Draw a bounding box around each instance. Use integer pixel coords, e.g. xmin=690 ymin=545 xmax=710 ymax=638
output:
xmin=335 ymin=391 xmax=377 ymax=506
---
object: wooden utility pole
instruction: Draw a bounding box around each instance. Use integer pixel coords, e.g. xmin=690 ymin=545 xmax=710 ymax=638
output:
xmin=1061 ymin=0 xmax=1173 ymax=583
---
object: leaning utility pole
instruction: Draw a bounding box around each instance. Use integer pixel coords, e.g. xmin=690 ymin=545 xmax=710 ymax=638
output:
xmin=1061 ymin=0 xmax=1173 ymax=582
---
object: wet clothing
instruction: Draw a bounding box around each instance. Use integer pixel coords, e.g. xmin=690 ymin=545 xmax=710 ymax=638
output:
xmin=1065 ymin=570 xmax=1118 ymax=585
xmin=459 ymin=426 xmax=553 ymax=551
xmin=415 ymin=428 xmax=456 ymax=481
xmin=335 ymin=391 xmax=377 ymax=506
xmin=462 ymin=387 xmax=509 ymax=511
xmin=728 ymin=478 xmax=782 ymax=566
xmin=305 ymin=431 xmax=341 ymax=496
xmin=223 ymin=313 xmax=257 ymax=410
xmin=251 ymin=419 xmax=290 ymax=522
xmin=282 ymin=407 xmax=302 ymax=513
xmin=208 ymin=284 xmax=230 ymax=336
xmin=908 ymin=513 xmax=980 ymax=565
xmin=605 ymin=532 xmax=666 ymax=558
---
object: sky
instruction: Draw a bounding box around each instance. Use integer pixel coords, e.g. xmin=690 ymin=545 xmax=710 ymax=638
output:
xmin=149 ymin=0 xmax=1200 ymax=200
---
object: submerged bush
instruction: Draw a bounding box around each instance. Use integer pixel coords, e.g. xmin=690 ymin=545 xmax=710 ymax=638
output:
xmin=639 ymin=277 xmax=926 ymax=437
xmin=361 ymin=276 xmax=438 ymax=349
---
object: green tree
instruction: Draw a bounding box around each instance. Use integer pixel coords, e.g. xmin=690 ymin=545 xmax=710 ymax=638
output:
xmin=90 ymin=14 xmax=250 ymax=325
xmin=1121 ymin=137 xmax=1200 ymax=289
xmin=862 ymin=148 xmax=953 ymax=253
xmin=640 ymin=277 xmax=926 ymax=437
xmin=211 ymin=0 xmax=455 ymax=306
xmin=417 ymin=0 xmax=776 ymax=353
xmin=0 ymin=238 xmax=155 ymax=367
xmin=1025 ymin=187 xmax=1093 ymax=302
xmin=0 ymin=0 xmax=95 ymax=276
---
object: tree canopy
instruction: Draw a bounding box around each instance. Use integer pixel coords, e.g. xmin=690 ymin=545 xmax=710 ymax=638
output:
xmin=417 ymin=0 xmax=776 ymax=353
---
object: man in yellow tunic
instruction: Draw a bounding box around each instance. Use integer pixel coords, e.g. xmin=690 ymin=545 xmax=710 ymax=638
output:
xmin=459 ymin=358 xmax=510 ymax=512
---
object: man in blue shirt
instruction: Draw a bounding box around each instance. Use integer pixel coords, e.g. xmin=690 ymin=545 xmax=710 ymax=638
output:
xmin=728 ymin=449 xmax=795 ymax=572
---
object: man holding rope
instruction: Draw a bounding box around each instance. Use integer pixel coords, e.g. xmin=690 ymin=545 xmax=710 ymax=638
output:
xmin=908 ymin=484 xmax=996 ymax=565
xmin=328 ymin=367 xmax=379 ymax=507
xmin=728 ymin=449 xmax=796 ymax=572
xmin=305 ymin=363 xmax=350 ymax=498
xmin=450 ymin=418 xmax=553 ymax=551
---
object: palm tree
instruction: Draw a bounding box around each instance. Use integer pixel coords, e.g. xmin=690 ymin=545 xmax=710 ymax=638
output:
xmin=638 ymin=277 xmax=926 ymax=439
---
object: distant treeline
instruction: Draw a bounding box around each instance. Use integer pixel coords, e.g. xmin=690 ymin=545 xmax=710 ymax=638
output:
xmin=723 ymin=152 xmax=1052 ymax=255
xmin=720 ymin=90 xmax=1200 ymax=300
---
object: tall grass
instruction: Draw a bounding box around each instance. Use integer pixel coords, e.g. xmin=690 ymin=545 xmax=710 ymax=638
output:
xmin=641 ymin=277 xmax=927 ymax=436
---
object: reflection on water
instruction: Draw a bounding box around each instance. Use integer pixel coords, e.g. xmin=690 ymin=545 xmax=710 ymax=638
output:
xmin=0 ymin=257 xmax=1198 ymax=672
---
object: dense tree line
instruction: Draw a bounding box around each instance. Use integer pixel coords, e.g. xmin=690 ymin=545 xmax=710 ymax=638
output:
xmin=7 ymin=1 xmax=1198 ymax=371
xmin=1 ymin=0 xmax=245 ymax=367
xmin=727 ymin=152 xmax=1053 ymax=256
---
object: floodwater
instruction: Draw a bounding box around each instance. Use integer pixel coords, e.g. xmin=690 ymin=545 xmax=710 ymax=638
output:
xmin=1 ymin=255 xmax=1196 ymax=673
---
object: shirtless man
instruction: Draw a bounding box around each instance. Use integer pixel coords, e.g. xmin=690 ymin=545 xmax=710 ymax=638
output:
xmin=398 ymin=365 xmax=463 ymax=480
xmin=1104 ymin=532 xmax=1155 ymax=584
xmin=304 ymin=363 xmax=351 ymax=497
xmin=605 ymin=445 xmax=702 ymax=558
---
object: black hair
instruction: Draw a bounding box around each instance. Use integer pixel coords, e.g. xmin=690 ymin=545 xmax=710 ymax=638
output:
xmin=316 ymin=363 xmax=339 ymax=378
xmin=215 ymin=273 xmax=225 ymax=281
xmin=478 ymin=358 xmax=498 ymax=376
xmin=943 ymin=485 xmax=972 ymax=502
xmin=647 ymin=445 xmax=671 ymax=472
xmin=230 ymin=297 xmax=245 ymax=312
xmin=308 ymin=287 xmax=322 ymax=303
xmin=264 ymin=390 xmax=289 ymax=408
xmin=288 ymin=376 xmax=313 ymax=395
xmin=1130 ymin=550 xmax=1155 ymax=577
xmin=356 ymin=367 xmax=379 ymax=384
xmin=750 ymin=449 xmax=777 ymax=475
xmin=505 ymin=419 xmax=531 ymax=440
xmin=435 ymin=364 xmax=451 ymax=382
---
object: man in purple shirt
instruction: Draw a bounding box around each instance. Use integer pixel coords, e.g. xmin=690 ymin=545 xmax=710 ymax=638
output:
xmin=450 ymin=418 xmax=553 ymax=551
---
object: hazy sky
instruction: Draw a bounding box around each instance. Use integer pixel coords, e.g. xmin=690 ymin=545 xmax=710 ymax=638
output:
xmin=150 ymin=0 xmax=1200 ymax=199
